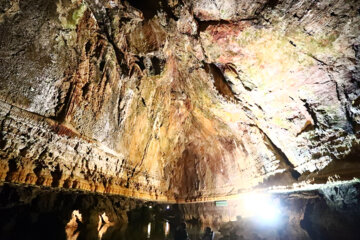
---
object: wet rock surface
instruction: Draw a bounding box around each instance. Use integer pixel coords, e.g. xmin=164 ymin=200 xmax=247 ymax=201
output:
xmin=178 ymin=181 xmax=360 ymax=240
xmin=0 ymin=0 xmax=359 ymax=202
xmin=0 ymin=183 xmax=153 ymax=240
xmin=1 ymin=182 xmax=360 ymax=240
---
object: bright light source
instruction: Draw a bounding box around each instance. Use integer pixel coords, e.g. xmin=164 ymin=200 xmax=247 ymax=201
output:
xmin=147 ymin=223 xmax=151 ymax=238
xmin=148 ymin=205 xmax=152 ymax=209
xmin=166 ymin=205 xmax=170 ymax=210
xmin=243 ymin=192 xmax=281 ymax=224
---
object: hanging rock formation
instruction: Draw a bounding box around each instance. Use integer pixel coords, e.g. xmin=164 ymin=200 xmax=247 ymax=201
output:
xmin=0 ymin=0 xmax=359 ymax=202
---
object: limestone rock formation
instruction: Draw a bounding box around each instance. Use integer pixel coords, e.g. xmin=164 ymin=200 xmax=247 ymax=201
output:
xmin=1 ymin=181 xmax=360 ymax=240
xmin=0 ymin=0 xmax=359 ymax=202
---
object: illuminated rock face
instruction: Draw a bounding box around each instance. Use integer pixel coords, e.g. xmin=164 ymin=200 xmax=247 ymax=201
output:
xmin=0 ymin=0 xmax=359 ymax=201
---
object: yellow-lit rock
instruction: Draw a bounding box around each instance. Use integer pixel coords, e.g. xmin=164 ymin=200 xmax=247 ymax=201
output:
xmin=0 ymin=0 xmax=359 ymax=202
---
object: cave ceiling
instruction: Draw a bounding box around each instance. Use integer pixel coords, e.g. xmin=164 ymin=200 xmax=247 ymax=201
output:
xmin=0 ymin=0 xmax=359 ymax=202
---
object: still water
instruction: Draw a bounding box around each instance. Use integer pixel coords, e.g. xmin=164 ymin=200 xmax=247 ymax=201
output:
xmin=68 ymin=220 xmax=209 ymax=240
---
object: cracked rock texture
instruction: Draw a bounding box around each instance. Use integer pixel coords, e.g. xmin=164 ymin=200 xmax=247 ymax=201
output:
xmin=0 ymin=0 xmax=359 ymax=201
xmin=176 ymin=182 xmax=360 ymax=240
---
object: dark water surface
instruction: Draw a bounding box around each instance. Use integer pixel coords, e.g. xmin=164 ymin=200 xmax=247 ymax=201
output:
xmin=73 ymin=220 xmax=206 ymax=240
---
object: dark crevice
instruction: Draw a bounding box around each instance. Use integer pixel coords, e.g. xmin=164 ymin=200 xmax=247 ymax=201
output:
xmin=241 ymin=106 xmax=256 ymax=119
xmin=19 ymin=146 xmax=30 ymax=157
xmin=94 ymin=44 xmax=103 ymax=59
xmin=343 ymin=91 xmax=357 ymax=134
xmin=219 ymin=62 xmax=254 ymax=91
xmin=329 ymin=71 xmax=354 ymax=133
xmin=54 ymin=81 xmax=75 ymax=123
xmin=352 ymin=44 xmax=360 ymax=85
xmin=257 ymin=0 xmax=280 ymax=14
xmin=106 ymin=35 xmax=130 ymax=74
xmin=308 ymin=54 xmax=328 ymax=66
xmin=293 ymin=13 xmax=301 ymax=20
xmin=141 ymin=97 xmax=146 ymax=107
xmin=160 ymin=0 xmax=179 ymax=20
xmin=254 ymin=103 xmax=263 ymax=111
xmin=125 ymin=169 xmax=135 ymax=188
xmin=257 ymin=126 xmax=301 ymax=180
xmin=81 ymin=82 xmax=91 ymax=97
xmin=296 ymin=123 xmax=315 ymax=137
xmin=301 ymin=100 xmax=319 ymax=129
xmin=264 ymin=0 xmax=279 ymax=9
xmin=126 ymin=0 xmax=159 ymax=19
xmin=204 ymin=62 xmax=236 ymax=101
xmin=85 ymin=41 xmax=92 ymax=54
xmin=289 ymin=40 xmax=297 ymax=47
xmin=126 ymin=0 xmax=177 ymax=20
xmin=197 ymin=19 xmax=232 ymax=32
xmin=354 ymin=44 xmax=360 ymax=63
xmin=300 ymin=202 xmax=316 ymax=236
xmin=117 ymin=92 xmax=124 ymax=127
xmin=135 ymin=58 xmax=146 ymax=71
xmin=5 ymin=158 xmax=18 ymax=182
xmin=99 ymin=59 xmax=106 ymax=72
xmin=34 ymin=165 xmax=44 ymax=185
xmin=0 ymin=136 xmax=6 ymax=150
xmin=151 ymin=56 xmax=164 ymax=75
xmin=333 ymin=77 xmax=342 ymax=102
xmin=51 ymin=165 xmax=62 ymax=187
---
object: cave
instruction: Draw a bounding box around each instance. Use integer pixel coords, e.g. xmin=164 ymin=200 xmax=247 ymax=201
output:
xmin=0 ymin=0 xmax=360 ymax=239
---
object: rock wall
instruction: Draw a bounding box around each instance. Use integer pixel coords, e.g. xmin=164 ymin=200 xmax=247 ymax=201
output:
xmin=1 ymin=182 xmax=359 ymax=240
xmin=0 ymin=0 xmax=359 ymax=201
xmin=178 ymin=181 xmax=360 ymax=240
xmin=0 ymin=182 xmax=151 ymax=240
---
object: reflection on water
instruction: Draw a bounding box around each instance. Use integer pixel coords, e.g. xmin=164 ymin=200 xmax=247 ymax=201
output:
xmin=164 ymin=221 xmax=170 ymax=237
xmin=68 ymin=219 xmax=206 ymax=240
xmin=147 ymin=222 xmax=151 ymax=238
xmin=99 ymin=222 xmax=114 ymax=239
xmin=98 ymin=213 xmax=115 ymax=239
xmin=65 ymin=210 xmax=83 ymax=240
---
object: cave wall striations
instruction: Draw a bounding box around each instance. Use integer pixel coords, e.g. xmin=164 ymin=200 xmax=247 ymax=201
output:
xmin=0 ymin=0 xmax=359 ymax=201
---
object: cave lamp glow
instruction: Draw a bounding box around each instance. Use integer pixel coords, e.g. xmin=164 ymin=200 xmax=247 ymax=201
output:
xmin=243 ymin=192 xmax=281 ymax=225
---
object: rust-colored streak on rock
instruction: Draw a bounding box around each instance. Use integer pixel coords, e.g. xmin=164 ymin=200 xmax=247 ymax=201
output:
xmin=50 ymin=123 xmax=80 ymax=138
xmin=128 ymin=19 xmax=167 ymax=54
xmin=0 ymin=0 xmax=359 ymax=202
